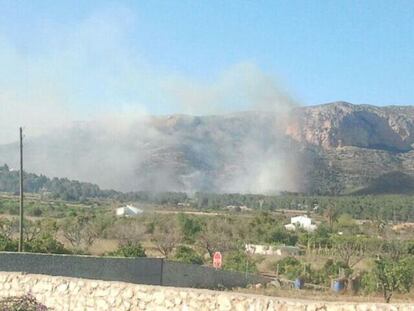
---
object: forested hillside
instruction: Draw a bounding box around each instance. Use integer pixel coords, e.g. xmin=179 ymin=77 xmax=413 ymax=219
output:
xmin=1 ymin=164 xmax=414 ymax=221
xmin=0 ymin=164 xmax=107 ymax=201
xmin=0 ymin=164 xmax=188 ymax=204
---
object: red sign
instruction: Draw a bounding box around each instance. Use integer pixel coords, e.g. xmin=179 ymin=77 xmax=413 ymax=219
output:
xmin=213 ymin=251 xmax=222 ymax=269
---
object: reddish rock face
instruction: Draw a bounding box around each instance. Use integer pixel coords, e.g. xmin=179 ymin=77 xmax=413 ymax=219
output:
xmin=288 ymin=102 xmax=414 ymax=152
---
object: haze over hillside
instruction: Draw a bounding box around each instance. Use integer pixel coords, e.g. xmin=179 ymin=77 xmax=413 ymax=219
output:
xmin=2 ymin=101 xmax=414 ymax=195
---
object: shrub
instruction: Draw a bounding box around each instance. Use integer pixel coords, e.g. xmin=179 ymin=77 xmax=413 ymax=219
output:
xmin=0 ymin=235 xmax=18 ymax=252
xmin=360 ymin=271 xmax=378 ymax=295
xmin=268 ymin=227 xmax=298 ymax=246
xmin=177 ymin=214 xmax=202 ymax=243
xmin=223 ymin=250 xmax=257 ymax=273
xmin=108 ymin=241 xmax=147 ymax=257
xmin=279 ymin=261 xmax=321 ymax=283
xmin=363 ymin=257 xmax=414 ymax=303
xmin=25 ymin=236 xmax=69 ymax=254
xmin=275 ymin=256 xmax=300 ymax=275
xmin=174 ymin=246 xmax=203 ymax=265
xmin=30 ymin=207 xmax=43 ymax=217
xmin=0 ymin=293 xmax=49 ymax=310
xmin=406 ymin=240 xmax=414 ymax=255
xmin=323 ymin=259 xmax=352 ymax=278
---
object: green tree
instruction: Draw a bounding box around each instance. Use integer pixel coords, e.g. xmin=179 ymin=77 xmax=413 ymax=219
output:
xmin=268 ymin=226 xmax=298 ymax=246
xmin=275 ymin=256 xmax=301 ymax=275
xmin=177 ymin=214 xmax=202 ymax=243
xmin=372 ymin=257 xmax=414 ymax=303
xmin=223 ymin=250 xmax=257 ymax=273
xmin=309 ymin=223 xmax=332 ymax=249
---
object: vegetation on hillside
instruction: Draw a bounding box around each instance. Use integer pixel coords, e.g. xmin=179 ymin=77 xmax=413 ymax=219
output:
xmin=2 ymin=164 xmax=414 ymax=222
xmin=1 ymin=164 xmax=414 ymax=302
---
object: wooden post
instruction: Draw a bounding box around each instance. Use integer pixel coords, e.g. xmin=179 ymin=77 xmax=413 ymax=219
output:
xmin=18 ymin=127 xmax=24 ymax=252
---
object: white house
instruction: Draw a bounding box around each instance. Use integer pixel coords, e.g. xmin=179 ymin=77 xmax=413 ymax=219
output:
xmin=289 ymin=215 xmax=317 ymax=232
xmin=116 ymin=205 xmax=143 ymax=217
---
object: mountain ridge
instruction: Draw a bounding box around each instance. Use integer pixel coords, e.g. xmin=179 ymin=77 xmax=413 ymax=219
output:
xmin=2 ymin=102 xmax=414 ymax=195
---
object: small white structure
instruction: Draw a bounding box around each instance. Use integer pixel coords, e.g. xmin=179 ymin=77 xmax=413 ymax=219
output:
xmin=245 ymin=244 xmax=301 ymax=256
xmin=245 ymin=244 xmax=278 ymax=256
xmin=116 ymin=205 xmax=143 ymax=217
xmin=291 ymin=215 xmax=312 ymax=227
xmin=275 ymin=246 xmax=301 ymax=256
xmin=284 ymin=223 xmax=297 ymax=231
xmin=289 ymin=215 xmax=317 ymax=232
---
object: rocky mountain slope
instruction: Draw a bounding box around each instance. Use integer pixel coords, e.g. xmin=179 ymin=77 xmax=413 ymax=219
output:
xmin=1 ymin=102 xmax=414 ymax=195
xmin=289 ymin=102 xmax=414 ymax=151
xmin=290 ymin=102 xmax=414 ymax=194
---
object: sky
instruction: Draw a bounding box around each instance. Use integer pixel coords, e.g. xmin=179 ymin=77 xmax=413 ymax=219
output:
xmin=0 ymin=0 xmax=413 ymax=128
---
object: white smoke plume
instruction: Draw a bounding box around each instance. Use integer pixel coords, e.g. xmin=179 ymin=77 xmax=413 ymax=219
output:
xmin=0 ymin=6 xmax=302 ymax=194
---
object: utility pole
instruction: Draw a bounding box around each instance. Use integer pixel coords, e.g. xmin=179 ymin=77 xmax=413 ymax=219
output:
xmin=18 ymin=127 xmax=24 ymax=252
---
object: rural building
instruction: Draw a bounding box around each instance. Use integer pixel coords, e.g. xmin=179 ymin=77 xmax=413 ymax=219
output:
xmin=245 ymin=244 xmax=278 ymax=256
xmin=116 ymin=205 xmax=143 ymax=217
xmin=245 ymin=244 xmax=301 ymax=256
xmin=275 ymin=246 xmax=301 ymax=256
xmin=288 ymin=215 xmax=317 ymax=232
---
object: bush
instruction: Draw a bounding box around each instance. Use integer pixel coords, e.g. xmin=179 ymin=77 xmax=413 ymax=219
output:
xmin=275 ymin=256 xmax=300 ymax=275
xmin=406 ymin=240 xmax=414 ymax=255
xmin=360 ymin=271 xmax=378 ymax=294
xmin=0 ymin=293 xmax=49 ymax=310
xmin=173 ymin=246 xmax=203 ymax=265
xmin=0 ymin=235 xmax=18 ymax=252
xmin=307 ymin=259 xmax=353 ymax=286
xmin=223 ymin=251 xmax=257 ymax=273
xmin=25 ymin=236 xmax=69 ymax=254
xmin=279 ymin=261 xmax=318 ymax=283
xmin=323 ymin=259 xmax=352 ymax=278
xmin=108 ymin=241 xmax=147 ymax=257
xmin=0 ymin=235 xmax=69 ymax=254
xmin=177 ymin=214 xmax=202 ymax=243
xmin=29 ymin=207 xmax=43 ymax=217
xmin=267 ymin=227 xmax=298 ymax=246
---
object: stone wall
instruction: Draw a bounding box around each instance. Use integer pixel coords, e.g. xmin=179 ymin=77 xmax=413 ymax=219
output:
xmin=0 ymin=272 xmax=412 ymax=311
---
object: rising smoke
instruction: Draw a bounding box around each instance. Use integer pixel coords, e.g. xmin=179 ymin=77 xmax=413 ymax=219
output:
xmin=0 ymin=6 xmax=303 ymax=194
